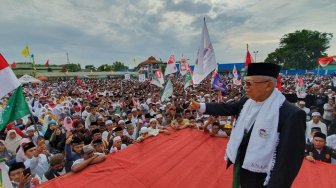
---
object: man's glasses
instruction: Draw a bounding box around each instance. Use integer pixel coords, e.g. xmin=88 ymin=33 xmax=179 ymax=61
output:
xmin=243 ymin=80 xmax=270 ymax=87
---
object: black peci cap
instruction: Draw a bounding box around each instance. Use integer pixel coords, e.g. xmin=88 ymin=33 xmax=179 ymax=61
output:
xmin=247 ymin=63 xmax=281 ymax=79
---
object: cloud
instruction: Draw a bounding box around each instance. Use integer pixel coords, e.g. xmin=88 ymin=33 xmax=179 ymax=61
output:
xmin=0 ymin=0 xmax=335 ymax=67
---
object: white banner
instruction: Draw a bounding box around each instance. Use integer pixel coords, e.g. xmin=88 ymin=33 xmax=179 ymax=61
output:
xmin=125 ymin=74 xmax=130 ymax=80
xmin=139 ymin=74 xmax=146 ymax=82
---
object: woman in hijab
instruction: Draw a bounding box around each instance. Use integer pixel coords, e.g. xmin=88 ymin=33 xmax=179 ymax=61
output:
xmin=0 ymin=140 xmax=15 ymax=165
xmin=15 ymin=138 xmax=33 ymax=164
xmin=49 ymin=127 xmax=66 ymax=153
xmin=63 ymin=116 xmax=73 ymax=131
xmin=44 ymin=120 xmax=59 ymax=141
xmin=4 ymin=130 xmax=22 ymax=155
xmin=6 ymin=123 xmax=25 ymax=138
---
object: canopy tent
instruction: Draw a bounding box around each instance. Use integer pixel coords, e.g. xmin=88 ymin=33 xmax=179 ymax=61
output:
xmin=39 ymin=129 xmax=336 ymax=188
xmin=18 ymin=74 xmax=42 ymax=84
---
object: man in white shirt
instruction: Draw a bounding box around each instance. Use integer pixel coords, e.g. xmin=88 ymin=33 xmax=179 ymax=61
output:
xmin=23 ymin=142 xmax=49 ymax=179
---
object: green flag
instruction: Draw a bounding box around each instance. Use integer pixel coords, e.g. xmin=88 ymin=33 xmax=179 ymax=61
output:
xmin=184 ymin=71 xmax=193 ymax=90
xmin=161 ymin=79 xmax=173 ymax=102
xmin=0 ymin=86 xmax=30 ymax=130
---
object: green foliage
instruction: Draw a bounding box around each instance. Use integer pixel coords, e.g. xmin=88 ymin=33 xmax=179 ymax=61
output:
xmin=97 ymin=64 xmax=113 ymax=71
xmin=63 ymin=63 xmax=81 ymax=72
xmin=265 ymin=30 xmax=333 ymax=69
xmin=111 ymin=61 xmax=128 ymax=71
xmin=85 ymin=65 xmax=96 ymax=71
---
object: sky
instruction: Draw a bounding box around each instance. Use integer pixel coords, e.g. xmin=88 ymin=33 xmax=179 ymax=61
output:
xmin=0 ymin=0 xmax=335 ymax=68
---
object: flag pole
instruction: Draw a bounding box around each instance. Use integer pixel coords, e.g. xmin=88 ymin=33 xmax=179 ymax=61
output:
xmin=29 ymin=112 xmax=41 ymax=137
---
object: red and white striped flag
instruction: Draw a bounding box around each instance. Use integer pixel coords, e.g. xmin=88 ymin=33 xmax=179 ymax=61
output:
xmin=318 ymin=56 xmax=335 ymax=67
xmin=0 ymin=53 xmax=21 ymax=99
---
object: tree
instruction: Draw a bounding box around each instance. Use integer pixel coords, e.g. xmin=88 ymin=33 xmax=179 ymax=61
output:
xmin=265 ymin=30 xmax=333 ymax=69
xmin=97 ymin=64 xmax=113 ymax=71
xmin=85 ymin=65 xmax=96 ymax=71
xmin=111 ymin=61 xmax=128 ymax=71
xmin=63 ymin=63 xmax=81 ymax=72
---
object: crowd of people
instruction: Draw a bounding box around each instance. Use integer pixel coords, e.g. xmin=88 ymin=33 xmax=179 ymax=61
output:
xmin=0 ymin=72 xmax=336 ymax=187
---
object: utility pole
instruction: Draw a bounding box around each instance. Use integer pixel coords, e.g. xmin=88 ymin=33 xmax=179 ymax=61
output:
xmin=66 ymin=52 xmax=70 ymax=64
xmin=253 ymin=51 xmax=259 ymax=63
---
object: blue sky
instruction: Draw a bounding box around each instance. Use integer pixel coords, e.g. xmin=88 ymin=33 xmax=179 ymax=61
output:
xmin=0 ymin=0 xmax=335 ymax=68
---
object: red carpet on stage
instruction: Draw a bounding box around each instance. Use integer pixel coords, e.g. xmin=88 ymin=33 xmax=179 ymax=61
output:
xmin=38 ymin=129 xmax=336 ymax=188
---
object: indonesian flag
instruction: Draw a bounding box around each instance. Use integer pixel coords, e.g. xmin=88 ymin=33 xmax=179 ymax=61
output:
xmin=164 ymin=54 xmax=178 ymax=76
xmin=318 ymin=56 xmax=336 ymax=67
xmin=0 ymin=53 xmax=21 ymax=99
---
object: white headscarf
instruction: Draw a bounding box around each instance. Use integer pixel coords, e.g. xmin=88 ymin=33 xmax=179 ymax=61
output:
xmin=5 ymin=130 xmax=22 ymax=154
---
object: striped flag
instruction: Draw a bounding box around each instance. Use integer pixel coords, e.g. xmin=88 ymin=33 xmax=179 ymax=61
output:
xmin=318 ymin=56 xmax=335 ymax=67
xmin=0 ymin=54 xmax=21 ymax=99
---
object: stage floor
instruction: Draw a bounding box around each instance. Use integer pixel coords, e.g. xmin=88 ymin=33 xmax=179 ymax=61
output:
xmin=39 ymin=129 xmax=336 ymax=188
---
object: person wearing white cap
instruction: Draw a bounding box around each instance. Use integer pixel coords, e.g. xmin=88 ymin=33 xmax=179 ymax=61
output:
xmin=296 ymin=101 xmax=310 ymax=120
xmin=155 ymin=114 xmax=164 ymax=128
xmin=136 ymin=127 xmax=152 ymax=142
xmin=322 ymin=98 xmax=334 ymax=126
xmin=148 ymin=118 xmax=170 ymax=136
xmin=25 ymin=126 xmax=39 ymax=145
xmin=101 ymin=120 xmax=113 ymax=141
xmin=306 ymin=111 xmax=327 ymax=140
xmin=109 ymin=136 xmax=127 ymax=153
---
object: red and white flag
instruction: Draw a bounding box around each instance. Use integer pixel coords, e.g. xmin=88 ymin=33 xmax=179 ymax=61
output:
xmin=164 ymin=54 xmax=177 ymax=76
xmin=0 ymin=53 xmax=21 ymax=99
xmin=318 ymin=56 xmax=335 ymax=67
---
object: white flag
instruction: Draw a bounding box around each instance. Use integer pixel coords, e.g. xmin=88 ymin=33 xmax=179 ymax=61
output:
xmin=192 ymin=19 xmax=217 ymax=85
xmin=161 ymin=79 xmax=173 ymax=102
xmin=164 ymin=55 xmax=177 ymax=76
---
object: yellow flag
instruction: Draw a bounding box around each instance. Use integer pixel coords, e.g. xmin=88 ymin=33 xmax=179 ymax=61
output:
xmin=21 ymin=45 xmax=30 ymax=58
